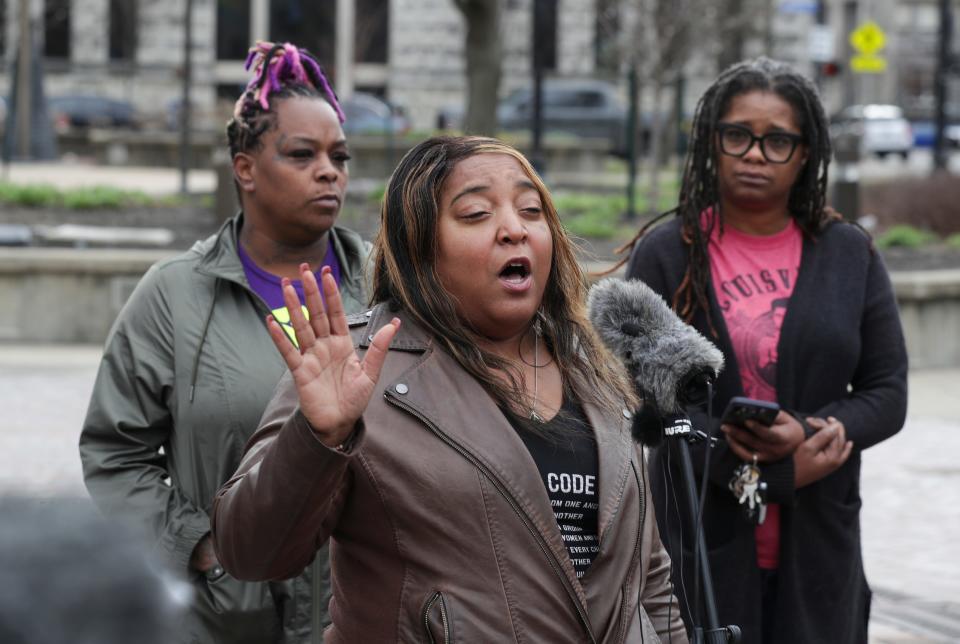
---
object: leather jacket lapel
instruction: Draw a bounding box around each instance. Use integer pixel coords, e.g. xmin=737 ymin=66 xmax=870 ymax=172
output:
xmin=583 ymin=402 xmax=635 ymax=544
xmin=382 ymin=346 xmax=579 ymax=583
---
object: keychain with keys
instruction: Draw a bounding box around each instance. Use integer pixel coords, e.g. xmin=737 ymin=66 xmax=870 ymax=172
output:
xmin=728 ymin=455 xmax=767 ymax=525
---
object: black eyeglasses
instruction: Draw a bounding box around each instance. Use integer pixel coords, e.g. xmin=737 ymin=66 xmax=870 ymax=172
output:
xmin=716 ymin=123 xmax=804 ymax=164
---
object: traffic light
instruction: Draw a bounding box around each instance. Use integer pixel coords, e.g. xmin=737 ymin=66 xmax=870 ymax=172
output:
xmin=821 ymin=61 xmax=842 ymax=77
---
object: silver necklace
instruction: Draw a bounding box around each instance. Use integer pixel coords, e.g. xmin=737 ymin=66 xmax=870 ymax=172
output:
xmin=529 ymin=319 xmax=545 ymax=423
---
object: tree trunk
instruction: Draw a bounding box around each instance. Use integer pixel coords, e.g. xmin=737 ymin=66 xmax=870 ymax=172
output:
xmin=718 ymin=0 xmax=745 ymax=71
xmin=454 ymin=0 xmax=503 ymax=136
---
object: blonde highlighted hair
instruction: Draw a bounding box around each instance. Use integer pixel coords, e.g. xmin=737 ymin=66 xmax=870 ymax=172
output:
xmin=371 ymin=136 xmax=638 ymax=419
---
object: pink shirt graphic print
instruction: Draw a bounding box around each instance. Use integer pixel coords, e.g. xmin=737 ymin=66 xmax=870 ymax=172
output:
xmin=709 ymin=219 xmax=802 ymax=402
xmin=708 ymin=215 xmax=801 ymax=570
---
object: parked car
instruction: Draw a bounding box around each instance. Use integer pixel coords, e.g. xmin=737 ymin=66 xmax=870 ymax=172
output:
xmin=910 ymin=120 xmax=960 ymax=148
xmin=340 ymin=92 xmax=411 ymax=136
xmin=830 ymin=104 xmax=913 ymax=159
xmin=437 ymin=79 xmax=629 ymax=155
xmin=48 ymin=95 xmax=137 ymax=132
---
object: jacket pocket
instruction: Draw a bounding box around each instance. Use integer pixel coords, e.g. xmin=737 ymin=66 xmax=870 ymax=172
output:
xmin=421 ymin=590 xmax=454 ymax=644
xmin=196 ymin=573 xmax=282 ymax=642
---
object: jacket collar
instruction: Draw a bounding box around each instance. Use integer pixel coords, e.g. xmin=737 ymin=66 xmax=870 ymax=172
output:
xmin=193 ymin=213 xmax=369 ymax=307
xmin=365 ymin=303 xmax=636 ymax=601
xmin=193 ymin=214 xmax=246 ymax=284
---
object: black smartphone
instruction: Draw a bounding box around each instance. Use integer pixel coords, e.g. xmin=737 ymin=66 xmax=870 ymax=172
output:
xmin=721 ymin=396 xmax=780 ymax=428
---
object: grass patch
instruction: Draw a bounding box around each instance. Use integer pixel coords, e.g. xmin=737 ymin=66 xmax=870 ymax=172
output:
xmin=565 ymin=209 xmax=622 ymax=239
xmin=876 ymin=225 xmax=938 ymax=249
xmin=0 ymin=181 xmax=181 ymax=210
xmin=366 ymin=182 xmax=387 ymax=203
xmin=554 ymin=183 xmax=679 ymax=240
xmin=947 ymin=233 xmax=960 ymax=250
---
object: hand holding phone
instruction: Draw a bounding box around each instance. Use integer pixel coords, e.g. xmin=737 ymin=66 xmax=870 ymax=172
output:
xmin=721 ymin=396 xmax=780 ymax=428
xmin=721 ymin=398 xmax=805 ymax=463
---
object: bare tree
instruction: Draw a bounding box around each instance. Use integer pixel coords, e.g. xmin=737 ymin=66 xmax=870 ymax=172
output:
xmin=453 ymin=0 xmax=503 ymax=135
xmin=621 ymin=0 xmax=765 ymax=213
xmin=717 ymin=0 xmax=745 ymax=71
xmin=623 ymin=0 xmax=702 ymax=213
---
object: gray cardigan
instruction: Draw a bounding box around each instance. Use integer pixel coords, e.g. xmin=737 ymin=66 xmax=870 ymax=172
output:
xmin=627 ymin=217 xmax=907 ymax=644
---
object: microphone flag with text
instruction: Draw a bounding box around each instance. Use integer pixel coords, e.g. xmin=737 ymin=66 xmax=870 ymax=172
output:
xmin=587 ymin=278 xmax=724 ymax=445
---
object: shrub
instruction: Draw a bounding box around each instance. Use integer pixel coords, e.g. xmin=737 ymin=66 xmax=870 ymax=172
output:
xmin=875 ymin=224 xmax=938 ymax=249
xmin=367 ymin=183 xmax=386 ymax=203
xmin=860 ymin=172 xmax=960 ymax=237
xmin=0 ymin=182 xmax=170 ymax=210
xmin=947 ymin=233 xmax=960 ymax=249
xmin=0 ymin=183 xmax=60 ymax=208
xmin=62 ymin=186 xmax=135 ymax=209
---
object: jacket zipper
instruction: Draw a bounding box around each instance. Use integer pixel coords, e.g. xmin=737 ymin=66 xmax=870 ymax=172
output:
xmin=422 ymin=591 xmax=451 ymax=644
xmin=387 ymin=393 xmax=598 ymax=644
xmin=615 ymin=460 xmax=646 ymax=644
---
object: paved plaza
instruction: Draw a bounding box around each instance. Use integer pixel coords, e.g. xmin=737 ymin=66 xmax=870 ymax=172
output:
xmin=1 ymin=343 xmax=958 ymax=642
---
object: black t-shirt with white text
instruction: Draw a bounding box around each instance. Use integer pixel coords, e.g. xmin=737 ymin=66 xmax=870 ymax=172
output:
xmin=508 ymin=397 xmax=600 ymax=578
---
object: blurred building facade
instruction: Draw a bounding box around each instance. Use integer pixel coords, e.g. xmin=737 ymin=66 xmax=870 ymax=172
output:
xmin=0 ymin=0 xmax=601 ymax=132
xmin=760 ymin=0 xmax=960 ymax=118
xmin=0 ymin=0 xmax=954 ymax=132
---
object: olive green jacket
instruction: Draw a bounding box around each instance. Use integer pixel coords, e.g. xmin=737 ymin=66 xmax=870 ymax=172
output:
xmin=79 ymin=215 xmax=369 ymax=644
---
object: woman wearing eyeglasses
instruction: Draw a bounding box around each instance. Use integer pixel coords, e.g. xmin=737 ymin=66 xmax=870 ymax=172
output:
xmin=621 ymin=58 xmax=907 ymax=643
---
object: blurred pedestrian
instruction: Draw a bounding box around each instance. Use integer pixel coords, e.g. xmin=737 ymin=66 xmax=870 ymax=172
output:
xmin=79 ymin=41 xmax=368 ymax=644
xmin=0 ymin=496 xmax=182 ymax=644
xmin=212 ymin=136 xmax=688 ymax=642
xmin=622 ymin=57 xmax=907 ymax=643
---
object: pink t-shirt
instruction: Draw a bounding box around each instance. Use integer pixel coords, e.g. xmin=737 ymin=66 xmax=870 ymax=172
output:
xmin=708 ymin=216 xmax=802 ymax=570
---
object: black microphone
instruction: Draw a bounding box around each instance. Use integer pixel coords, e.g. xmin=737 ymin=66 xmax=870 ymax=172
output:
xmin=587 ymin=278 xmax=725 ymax=445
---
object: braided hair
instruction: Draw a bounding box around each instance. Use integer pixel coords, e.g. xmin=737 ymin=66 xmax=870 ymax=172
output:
xmin=226 ymin=41 xmax=344 ymax=158
xmin=622 ymin=57 xmax=833 ymax=329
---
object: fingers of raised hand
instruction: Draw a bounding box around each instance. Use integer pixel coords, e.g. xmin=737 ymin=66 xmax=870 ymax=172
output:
xmin=267 ymin=314 xmax=303 ymax=371
xmin=281 ymin=276 xmax=318 ymax=350
xmin=297 ymin=265 xmax=331 ymax=341
xmin=361 ymin=318 xmax=401 ymax=384
xmin=318 ymin=266 xmax=350 ymax=336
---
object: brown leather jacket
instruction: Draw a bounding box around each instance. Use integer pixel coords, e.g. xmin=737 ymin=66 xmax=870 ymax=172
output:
xmin=212 ymin=304 xmax=687 ymax=644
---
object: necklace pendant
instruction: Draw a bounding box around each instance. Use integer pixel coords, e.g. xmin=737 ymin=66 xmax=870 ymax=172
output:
xmin=530 ymin=409 xmax=545 ymax=424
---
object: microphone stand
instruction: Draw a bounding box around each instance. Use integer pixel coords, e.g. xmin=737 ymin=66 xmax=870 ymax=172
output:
xmin=660 ymin=378 xmax=741 ymax=644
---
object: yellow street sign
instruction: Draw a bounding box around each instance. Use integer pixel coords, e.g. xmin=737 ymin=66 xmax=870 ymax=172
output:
xmin=851 ymin=54 xmax=887 ymax=73
xmin=849 ymin=21 xmax=886 ymax=55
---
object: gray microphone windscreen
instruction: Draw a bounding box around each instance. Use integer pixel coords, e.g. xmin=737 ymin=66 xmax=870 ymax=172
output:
xmin=588 ymin=277 xmax=724 ymax=416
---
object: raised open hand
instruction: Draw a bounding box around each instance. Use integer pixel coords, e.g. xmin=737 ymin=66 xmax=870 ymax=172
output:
xmin=266 ymin=263 xmax=400 ymax=448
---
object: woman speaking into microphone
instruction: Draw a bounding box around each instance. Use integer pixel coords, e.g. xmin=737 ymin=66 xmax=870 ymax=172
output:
xmin=212 ymin=135 xmax=687 ymax=643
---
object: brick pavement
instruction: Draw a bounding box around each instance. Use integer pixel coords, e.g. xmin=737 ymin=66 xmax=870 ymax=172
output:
xmin=1 ymin=344 xmax=957 ymax=641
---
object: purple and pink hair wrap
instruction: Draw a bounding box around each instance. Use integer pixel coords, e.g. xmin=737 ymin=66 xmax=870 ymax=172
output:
xmin=234 ymin=41 xmax=345 ymax=123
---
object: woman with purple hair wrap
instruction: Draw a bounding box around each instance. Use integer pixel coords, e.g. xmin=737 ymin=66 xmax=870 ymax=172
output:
xmin=80 ymin=41 xmax=370 ymax=644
